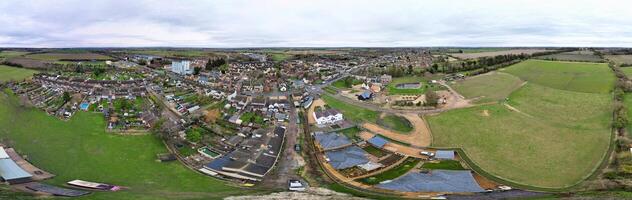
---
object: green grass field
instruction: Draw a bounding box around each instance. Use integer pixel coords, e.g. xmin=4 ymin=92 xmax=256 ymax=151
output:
xmin=357 ymin=157 xmax=420 ymax=185
xmin=428 ymin=82 xmax=612 ymax=188
xmin=0 ymin=65 xmax=38 ymax=82
xmin=620 ymin=67 xmax=632 ymax=78
xmin=501 ymin=60 xmax=613 ymax=93
xmin=451 ymin=72 xmax=524 ymax=103
xmin=420 ymin=160 xmax=465 ymax=170
xmin=0 ymin=51 xmax=29 ymax=61
xmin=321 ymin=94 xmax=379 ymax=122
xmin=377 ymin=114 xmax=413 ymax=133
xmin=24 ymin=53 xmax=112 ymax=61
xmin=606 ymin=55 xmax=632 ymax=65
xmin=0 ymin=91 xmax=261 ymax=199
xmin=535 ymin=51 xmax=603 ymax=62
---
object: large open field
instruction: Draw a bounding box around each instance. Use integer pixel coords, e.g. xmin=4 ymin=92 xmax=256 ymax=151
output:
xmin=428 ymin=84 xmax=611 ymax=188
xmin=0 ymin=91 xmax=259 ymax=199
xmin=501 ymin=60 xmax=613 ymax=93
xmin=0 ymin=65 xmax=38 ymax=82
xmin=321 ymin=94 xmax=379 ymax=122
xmin=535 ymin=51 xmax=603 ymax=62
xmin=428 ymin=60 xmax=613 ymax=189
xmin=451 ymin=72 xmax=524 ymax=103
xmin=606 ymin=55 xmax=632 ymax=65
xmin=24 ymin=52 xmax=112 ymax=61
xmin=621 ymin=67 xmax=632 ymax=79
xmin=449 ymin=49 xmax=550 ymax=59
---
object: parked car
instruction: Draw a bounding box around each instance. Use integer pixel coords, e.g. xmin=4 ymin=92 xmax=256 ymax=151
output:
xmin=420 ymin=151 xmax=435 ymax=157
xmin=294 ymin=144 xmax=301 ymax=152
xmin=288 ymin=180 xmax=305 ymax=191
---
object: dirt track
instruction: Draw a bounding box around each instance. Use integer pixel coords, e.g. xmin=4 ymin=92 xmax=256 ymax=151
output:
xmin=307 ymin=99 xmax=325 ymax=124
xmin=361 ymin=113 xmax=431 ymax=147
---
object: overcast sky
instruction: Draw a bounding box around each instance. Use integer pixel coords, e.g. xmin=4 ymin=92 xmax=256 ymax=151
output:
xmin=1 ymin=0 xmax=632 ymax=48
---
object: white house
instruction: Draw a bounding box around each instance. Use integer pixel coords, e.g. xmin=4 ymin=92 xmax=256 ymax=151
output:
xmin=313 ymin=109 xmax=344 ymax=125
xmin=171 ymin=60 xmax=192 ymax=75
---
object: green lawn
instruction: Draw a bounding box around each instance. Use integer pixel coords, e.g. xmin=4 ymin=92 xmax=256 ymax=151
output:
xmin=451 ymin=72 xmax=524 ymax=103
xmin=321 ymin=94 xmax=379 ymax=122
xmin=356 ymin=157 xmax=420 ymax=185
xmin=377 ymin=114 xmax=413 ymax=133
xmin=427 ymin=83 xmax=612 ymax=188
xmin=420 ymin=160 xmax=465 ymax=170
xmin=331 ymin=77 xmax=362 ymax=89
xmin=620 ymin=67 xmax=632 ymax=78
xmin=386 ymin=76 xmax=443 ymax=95
xmin=0 ymin=51 xmax=29 ymax=60
xmin=0 ymin=65 xmax=38 ymax=82
xmin=338 ymin=126 xmax=361 ymax=141
xmin=269 ymin=53 xmax=291 ymax=62
xmin=0 ymin=91 xmax=262 ymax=199
xmin=502 ymin=60 xmax=614 ymax=93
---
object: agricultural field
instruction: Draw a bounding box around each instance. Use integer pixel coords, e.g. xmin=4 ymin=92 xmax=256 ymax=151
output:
xmin=386 ymin=76 xmax=443 ymax=95
xmin=606 ymin=55 xmax=632 ymax=65
xmin=451 ymin=72 xmax=524 ymax=103
xmin=621 ymin=67 xmax=632 ymax=79
xmin=450 ymin=49 xmax=550 ymax=59
xmin=0 ymin=50 xmax=29 ymax=61
xmin=321 ymin=94 xmax=379 ymax=122
xmin=24 ymin=52 xmax=112 ymax=61
xmin=0 ymin=91 xmax=260 ymax=199
xmin=428 ymin=79 xmax=612 ymax=188
xmin=0 ymin=65 xmax=38 ymax=82
xmin=535 ymin=50 xmax=603 ymax=62
xmin=127 ymin=50 xmax=219 ymax=58
xmin=502 ymin=59 xmax=614 ymax=93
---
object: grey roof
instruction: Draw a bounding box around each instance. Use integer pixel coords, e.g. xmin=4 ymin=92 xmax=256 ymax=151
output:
xmin=435 ymin=150 xmax=455 ymax=160
xmin=325 ymin=146 xmax=369 ymax=169
xmin=367 ymin=135 xmax=388 ymax=148
xmin=314 ymin=109 xmax=341 ymax=119
xmin=314 ymin=132 xmax=352 ymax=150
xmin=378 ymin=170 xmax=484 ymax=193
xmin=0 ymin=159 xmax=32 ymax=180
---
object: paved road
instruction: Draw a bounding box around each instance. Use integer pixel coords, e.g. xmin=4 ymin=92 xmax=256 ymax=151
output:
xmin=262 ymin=94 xmax=304 ymax=189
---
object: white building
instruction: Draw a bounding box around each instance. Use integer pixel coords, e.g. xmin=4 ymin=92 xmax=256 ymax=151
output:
xmin=313 ymin=109 xmax=343 ymax=125
xmin=171 ymin=60 xmax=192 ymax=75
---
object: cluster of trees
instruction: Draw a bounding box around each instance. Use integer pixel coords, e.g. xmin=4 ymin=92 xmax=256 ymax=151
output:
xmin=424 ymin=90 xmax=440 ymax=107
xmin=611 ymin=62 xmax=631 ymax=132
xmin=430 ymin=49 xmax=577 ymax=74
xmin=205 ymin=58 xmax=226 ymax=71
xmin=431 ymin=54 xmax=528 ymax=74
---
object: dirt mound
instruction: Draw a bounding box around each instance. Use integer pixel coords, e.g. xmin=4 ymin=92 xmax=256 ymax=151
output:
xmin=203 ymin=109 xmax=220 ymax=123
xmin=481 ymin=110 xmax=490 ymax=117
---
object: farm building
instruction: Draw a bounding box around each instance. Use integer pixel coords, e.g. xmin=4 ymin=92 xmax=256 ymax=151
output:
xmin=0 ymin=147 xmax=33 ymax=184
xmin=324 ymin=146 xmax=369 ymax=170
xmin=378 ymin=170 xmax=484 ymax=193
xmin=314 ymin=132 xmax=353 ymax=151
xmin=435 ymin=150 xmax=455 ymax=160
xmin=367 ymin=135 xmax=388 ymax=148
xmin=357 ymin=90 xmax=373 ymax=101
